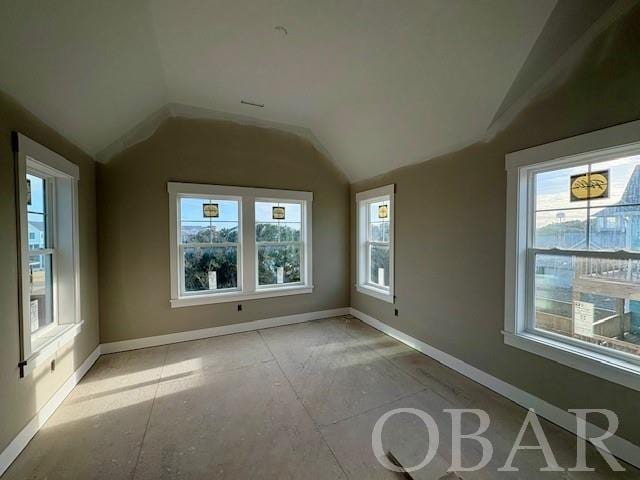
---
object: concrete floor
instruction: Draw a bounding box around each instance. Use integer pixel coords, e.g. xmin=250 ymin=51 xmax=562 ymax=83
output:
xmin=3 ymin=316 xmax=637 ymax=479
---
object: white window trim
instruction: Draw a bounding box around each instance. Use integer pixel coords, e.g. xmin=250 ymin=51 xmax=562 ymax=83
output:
xmin=168 ymin=182 xmax=313 ymax=307
xmin=355 ymin=184 xmax=395 ymax=303
xmin=14 ymin=133 xmax=82 ymax=377
xmin=505 ymin=119 xmax=640 ymax=392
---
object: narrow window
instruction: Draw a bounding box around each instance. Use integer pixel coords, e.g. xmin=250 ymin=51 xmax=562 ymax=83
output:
xmin=356 ymin=185 xmax=394 ymax=303
xmin=15 ymin=133 xmax=81 ymax=376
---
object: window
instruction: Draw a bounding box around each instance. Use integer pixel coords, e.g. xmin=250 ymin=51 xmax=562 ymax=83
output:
xmin=256 ymin=201 xmax=303 ymax=287
xmin=169 ymin=183 xmax=312 ymax=307
xmin=356 ymin=185 xmax=394 ymax=303
xmin=15 ymin=133 xmax=82 ymax=376
xmin=179 ymin=197 xmax=240 ymax=294
xmin=505 ymin=120 xmax=640 ymax=391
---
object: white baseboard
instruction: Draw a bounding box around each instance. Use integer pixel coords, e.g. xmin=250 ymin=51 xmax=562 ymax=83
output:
xmin=349 ymin=308 xmax=640 ymax=470
xmin=0 ymin=345 xmax=101 ymax=477
xmin=101 ymin=308 xmax=350 ymax=354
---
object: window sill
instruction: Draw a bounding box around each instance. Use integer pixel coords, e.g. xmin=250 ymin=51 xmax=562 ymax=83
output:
xmin=355 ymin=284 xmax=394 ymax=303
xmin=22 ymin=322 xmax=84 ymax=377
xmin=170 ymin=285 xmax=314 ymax=308
xmin=503 ymin=331 xmax=640 ymax=392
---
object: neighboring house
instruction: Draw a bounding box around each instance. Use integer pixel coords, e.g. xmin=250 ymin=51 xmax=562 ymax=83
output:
xmin=590 ymin=164 xmax=640 ymax=251
xmin=28 ymin=221 xmax=45 ymax=270
xmin=28 ymin=221 xmax=45 ymax=249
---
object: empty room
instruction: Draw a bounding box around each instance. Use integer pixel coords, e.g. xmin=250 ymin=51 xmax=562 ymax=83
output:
xmin=2 ymin=0 xmax=640 ymax=478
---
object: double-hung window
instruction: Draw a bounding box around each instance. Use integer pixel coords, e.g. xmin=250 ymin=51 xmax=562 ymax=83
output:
xmin=169 ymin=183 xmax=312 ymax=307
xmin=356 ymin=185 xmax=394 ymax=303
xmin=256 ymin=200 xmax=304 ymax=287
xmin=179 ymin=197 xmax=241 ymax=294
xmin=505 ymin=120 xmax=640 ymax=391
xmin=15 ymin=133 xmax=82 ymax=376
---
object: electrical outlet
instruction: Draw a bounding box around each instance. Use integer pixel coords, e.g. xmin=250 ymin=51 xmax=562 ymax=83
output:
xmin=237 ymin=304 xmax=242 ymax=312
xmin=394 ymin=308 xmax=398 ymax=317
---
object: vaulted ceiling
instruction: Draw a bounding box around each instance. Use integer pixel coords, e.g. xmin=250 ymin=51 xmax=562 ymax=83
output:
xmin=0 ymin=0 xmax=622 ymax=181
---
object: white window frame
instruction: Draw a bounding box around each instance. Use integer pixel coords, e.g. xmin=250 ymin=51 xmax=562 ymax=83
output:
xmin=505 ymin=120 xmax=640 ymax=392
xmin=14 ymin=133 xmax=82 ymax=377
xmin=355 ymin=184 xmax=395 ymax=303
xmin=168 ymin=182 xmax=313 ymax=307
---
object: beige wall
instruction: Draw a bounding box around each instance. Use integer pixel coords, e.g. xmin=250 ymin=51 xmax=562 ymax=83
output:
xmin=0 ymin=92 xmax=100 ymax=452
xmin=352 ymin=5 xmax=640 ymax=444
xmin=97 ymin=117 xmax=350 ymax=343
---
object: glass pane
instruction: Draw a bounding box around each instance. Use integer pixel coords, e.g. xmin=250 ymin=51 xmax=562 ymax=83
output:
xmin=588 ymin=155 xmax=640 ymax=208
xmin=535 ymin=165 xmax=587 ymax=211
xmin=29 ymin=254 xmax=53 ymax=333
xmin=534 ymin=253 xmax=640 ymax=358
xmin=368 ymin=200 xmax=390 ymax=223
xmin=589 ymin=205 xmax=640 ymax=252
xmin=369 ymin=221 xmax=390 ymax=242
xmin=180 ymin=198 xmax=239 ymax=222
xmin=534 ymin=155 xmax=640 ymax=251
xmin=28 ymin=212 xmax=46 ymax=249
xmin=181 ymin=221 xmax=239 ymax=244
xmin=183 ymin=246 xmax=237 ymax=292
xmin=369 ymin=244 xmax=390 ymax=287
xmin=258 ymin=244 xmax=301 ymax=286
xmin=255 ymin=201 xmax=301 ymax=223
xmin=535 ymin=209 xmax=587 ymax=249
xmin=256 ymin=223 xmax=301 ymax=242
xmin=179 ymin=198 xmax=239 ymax=246
xmin=26 ymin=173 xmax=46 ymax=214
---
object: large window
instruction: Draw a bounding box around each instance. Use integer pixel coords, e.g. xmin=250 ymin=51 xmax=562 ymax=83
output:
xmin=356 ymin=185 xmax=394 ymax=303
xmin=15 ymin=133 xmax=82 ymax=377
xmin=169 ymin=183 xmax=312 ymax=307
xmin=505 ymin=121 xmax=640 ymax=391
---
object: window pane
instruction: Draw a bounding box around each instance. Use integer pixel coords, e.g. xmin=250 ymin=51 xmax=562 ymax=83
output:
xmin=28 ymin=212 xmax=46 ymax=249
xmin=183 ymin=246 xmax=237 ymax=292
xmin=179 ymin=198 xmax=239 ymax=246
xmin=534 ymin=156 xmax=640 ymax=251
xmin=369 ymin=221 xmax=390 ymax=242
xmin=369 ymin=244 xmax=390 ymax=287
xmin=589 ymin=205 xmax=640 ymax=252
xmin=180 ymin=198 xmax=238 ymax=222
xmin=255 ymin=202 xmax=301 ymax=223
xmin=368 ymin=200 xmax=390 ymax=223
xmin=256 ymin=223 xmax=300 ymax=242
xmin=588 ymin=155 xmax=640 ymax=208
xmin=29 ymin=254 xmax=53 ymax=333
xmin=26 ymin=174 xmax=46 ymax=214
xmin=535 ymin=165 xmax=586 ymax=211
xmin=181 ymin=221 xmax=238 ymax=244
xmin=534 ymin=253 xmax=640 ymax=358
xmin=535 ymin=209 xmax=587 ymax=249
xmin=255 ymin=201 xmax=302 ymax=243
xmin=258 ymin=244 xmax=300 ymax=286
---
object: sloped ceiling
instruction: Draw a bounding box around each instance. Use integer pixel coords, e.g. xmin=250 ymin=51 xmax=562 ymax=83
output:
xmin=0 ymin=0 xmax=620 ymax=181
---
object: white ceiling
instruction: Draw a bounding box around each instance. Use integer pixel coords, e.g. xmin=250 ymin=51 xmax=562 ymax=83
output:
xmin=0 ymin=0 xmax=596 ymax=181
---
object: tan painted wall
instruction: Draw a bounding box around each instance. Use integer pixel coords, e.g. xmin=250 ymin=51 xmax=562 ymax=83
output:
xmin=97 ymin=117 xmax=350 ymax=343
xmin=351 ymin=5 xmax=640 ymax=444
xmin=0 ymin=92 xmax=100 ymax=452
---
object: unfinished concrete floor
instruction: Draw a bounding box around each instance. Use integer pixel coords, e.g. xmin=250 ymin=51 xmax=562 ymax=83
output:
xmin=3 ymin=316 xmax=637 ymax=479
